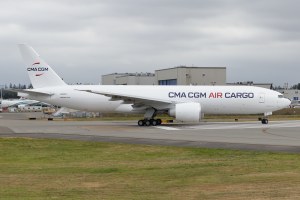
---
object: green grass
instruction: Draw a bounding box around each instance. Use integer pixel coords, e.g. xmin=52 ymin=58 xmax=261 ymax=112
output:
xmin=1 ymin=138 xmax=300 ymax=199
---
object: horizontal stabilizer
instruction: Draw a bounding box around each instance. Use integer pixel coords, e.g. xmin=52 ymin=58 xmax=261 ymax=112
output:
xmin=6 ymin=89 xmax=54 ymax=96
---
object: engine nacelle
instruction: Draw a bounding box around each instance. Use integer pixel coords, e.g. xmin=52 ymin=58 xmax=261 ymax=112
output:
xmin=168 ymin=102 xmax=202 ymax=122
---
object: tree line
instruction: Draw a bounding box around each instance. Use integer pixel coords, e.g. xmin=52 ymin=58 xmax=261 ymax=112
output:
xmin=1 ymin=83 xmax=32 ymax=99
xmin=290 ymin=83 xmax=300 ymax=90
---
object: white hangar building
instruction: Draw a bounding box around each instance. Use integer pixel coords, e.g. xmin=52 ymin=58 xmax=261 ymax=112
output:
xmin=101 ymin=66 xmax=227 ymax=85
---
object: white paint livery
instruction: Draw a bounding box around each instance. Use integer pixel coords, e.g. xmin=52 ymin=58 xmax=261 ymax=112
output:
xmin=16 ymin=44 xmax=291 ymax=125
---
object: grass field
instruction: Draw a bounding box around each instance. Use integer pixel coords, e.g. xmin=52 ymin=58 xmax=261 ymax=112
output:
xmin=1 ymin=138 xmax=300 ymax=199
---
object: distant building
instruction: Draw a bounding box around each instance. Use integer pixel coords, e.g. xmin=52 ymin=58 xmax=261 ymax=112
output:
xmin=227 ymin=81 xmax=273 ymax=89
xmin=102 ymin=73 xmax=156 ymax=85
xmin=102 ymin=66 xmax=229 ymax=85
xmin=276 ymin=89 xmax=300 ymax=101
xmin=276 ymin=89 xmax=300 ymax=107
xmin=155 ymin=66 xmax=226 ymax=85
xmin=101 ymin=73 xmax=127 ymax=85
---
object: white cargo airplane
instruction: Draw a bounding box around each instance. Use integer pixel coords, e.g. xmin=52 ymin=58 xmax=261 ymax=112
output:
xmin=15 ymin=44 xmax=290 ymax=126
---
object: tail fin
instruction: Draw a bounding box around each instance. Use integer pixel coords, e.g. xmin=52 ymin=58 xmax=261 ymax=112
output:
xmin=18 ymin=44 xmax=67 ymax=88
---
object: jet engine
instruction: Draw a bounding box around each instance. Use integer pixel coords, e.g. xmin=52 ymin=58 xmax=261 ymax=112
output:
xmin=168 ymin=102 xmax=202 ymax=122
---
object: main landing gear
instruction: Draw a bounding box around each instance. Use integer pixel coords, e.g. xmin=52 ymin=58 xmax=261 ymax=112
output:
xmin=138 ymin=119 xmax=162 ymax=126
xmin=137 ymin=108 xmax=162 ymax=126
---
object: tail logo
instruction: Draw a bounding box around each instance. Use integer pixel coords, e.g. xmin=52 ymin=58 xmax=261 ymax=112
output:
xmin=32 ymin=61 xmax=40 ymax=66
xmin=27 ymin=61 xmax=48 ymax=77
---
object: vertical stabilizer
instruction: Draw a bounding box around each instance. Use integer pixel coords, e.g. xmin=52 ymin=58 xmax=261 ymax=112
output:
xmin=18 ymin=44 xmax=67 ymax=88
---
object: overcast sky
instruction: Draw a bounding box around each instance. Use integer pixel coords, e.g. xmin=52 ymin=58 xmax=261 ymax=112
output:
xmin=1 ymin=0 xmax=300 ymax=87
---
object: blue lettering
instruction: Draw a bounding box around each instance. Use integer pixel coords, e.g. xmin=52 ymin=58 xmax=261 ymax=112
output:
xmin=225 ymin=92 xmax=255 ymax=98
xmin=169 ymin=92 xmax=207 ymax=98
xmin=168 ymin=92 xmax=174 ymax=98
xmin=188 ymin=92 xmax=194 ymax=98
xmin=27 ymin=67 xmax=48 ymax=72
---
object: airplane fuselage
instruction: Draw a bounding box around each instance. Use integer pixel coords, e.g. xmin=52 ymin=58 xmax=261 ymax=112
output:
xmin=20 ymin=85 xmax=289 ymax=115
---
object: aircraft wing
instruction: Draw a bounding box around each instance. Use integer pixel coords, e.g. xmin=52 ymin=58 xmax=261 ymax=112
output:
xmin=79 ymin=89 xmax=173 ymax=110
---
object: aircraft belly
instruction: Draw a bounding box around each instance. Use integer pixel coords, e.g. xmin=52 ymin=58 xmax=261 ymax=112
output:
xmin=201 ymin=100 xmax=269 ymax=114
xmin=57 ymin=99 xmax=121 ymax=112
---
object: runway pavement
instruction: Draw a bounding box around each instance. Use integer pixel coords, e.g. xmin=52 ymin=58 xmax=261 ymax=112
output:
xmin=1 ymin=113 xmax=300 ymax=152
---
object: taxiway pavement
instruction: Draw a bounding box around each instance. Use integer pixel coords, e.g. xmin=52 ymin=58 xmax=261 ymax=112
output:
xmin=1 ymin=113 xmax=300 ymax=152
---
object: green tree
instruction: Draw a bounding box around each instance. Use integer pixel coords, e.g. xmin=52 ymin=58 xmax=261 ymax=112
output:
xmin=290 ymin=83 xmax=300 ymax=90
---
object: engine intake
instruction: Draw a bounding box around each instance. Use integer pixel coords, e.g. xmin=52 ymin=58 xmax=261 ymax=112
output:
xmin=168 ymin=102 xmax=202 ymax=122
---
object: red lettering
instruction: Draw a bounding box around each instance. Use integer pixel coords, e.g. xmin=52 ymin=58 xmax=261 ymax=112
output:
xmin=217 ymin=92 xmax=222 ymax=98
xmin=209 ymin=92 xmax=223 ymax=98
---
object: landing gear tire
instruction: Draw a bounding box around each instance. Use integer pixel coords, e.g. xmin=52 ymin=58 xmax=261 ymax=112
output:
xmin=262 ymin=119 xmax=269 ymax=124
xmin=138 ymin=120 xmax=144 ymax=126
xmin=144 ymin=120 xmax=151 ymax=126
xmin=138 ymin=118 xmax=162 ymax=126
xmin=151 ymin=119 xmax=158 ymax=126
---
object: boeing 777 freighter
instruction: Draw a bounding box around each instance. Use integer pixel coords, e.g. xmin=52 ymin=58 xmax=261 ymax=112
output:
xmin=15 ymin=44 xmax=291 ymax=126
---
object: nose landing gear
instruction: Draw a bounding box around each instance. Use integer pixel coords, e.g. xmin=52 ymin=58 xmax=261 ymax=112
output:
xmin=260 ymin=112 xmax=271 ymax=124
xmin=261 ymin=118 xmax=269 ymax=124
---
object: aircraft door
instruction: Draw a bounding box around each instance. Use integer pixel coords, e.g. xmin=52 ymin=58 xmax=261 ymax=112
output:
xmin=259 ymin=93 xmax=265 ymax=103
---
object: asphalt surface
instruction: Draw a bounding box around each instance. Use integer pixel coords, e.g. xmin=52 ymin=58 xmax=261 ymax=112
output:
xmin=1 ymin=113 xmax=300 ymax=152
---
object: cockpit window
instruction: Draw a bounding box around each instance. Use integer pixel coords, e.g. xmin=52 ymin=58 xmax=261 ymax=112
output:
xmin=278 ymin=95 xmax=284 ymax=98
